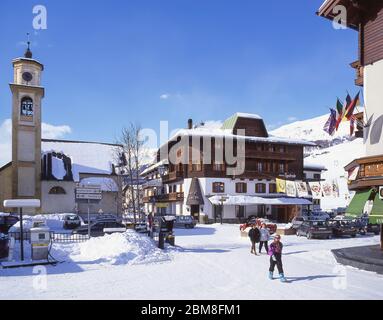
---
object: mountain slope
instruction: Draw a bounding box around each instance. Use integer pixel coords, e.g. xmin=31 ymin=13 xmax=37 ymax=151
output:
xmin=271 ymin=114 xmax=365 ymax=210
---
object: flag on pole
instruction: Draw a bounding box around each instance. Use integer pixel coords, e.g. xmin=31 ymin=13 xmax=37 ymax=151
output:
xmin=343 ymin=92 xmax=360 ymax=121
xmin=335 ymin=97 xmax=347 ymax=130
xmin=350 ymin=114 xmax=356 ymax=136
xmin=323 ymin=108 xmax=337 ymax=136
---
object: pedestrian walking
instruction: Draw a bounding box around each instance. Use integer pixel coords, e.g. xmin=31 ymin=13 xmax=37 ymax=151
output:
xmin=259 ymin=223 xmax=270 ymax=254
xmin=248 ymin=224 xmax=261 ymax=255
xmin=268 ymin=234 xmax=287 ymax=282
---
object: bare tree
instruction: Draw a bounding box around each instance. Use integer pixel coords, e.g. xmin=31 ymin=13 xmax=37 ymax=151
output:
xmin=118 ymin=123 xmax=146 ymax=223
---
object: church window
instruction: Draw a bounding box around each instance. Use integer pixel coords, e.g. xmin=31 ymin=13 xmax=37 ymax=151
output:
xmin=49 ymin=186 xmax=66 ymax=195
xmin=20 ymin=97 xmax=33 ymax=117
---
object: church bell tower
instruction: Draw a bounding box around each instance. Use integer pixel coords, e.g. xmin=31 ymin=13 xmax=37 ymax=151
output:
xmin=9 ymin=40 xmax=44 ymax=210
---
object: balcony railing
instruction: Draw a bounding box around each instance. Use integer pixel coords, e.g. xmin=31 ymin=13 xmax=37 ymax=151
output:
xmin=346 ymin=155 xmax=383 ymax=190
xmin=143 ymin=192 xmax=184 ymax=203
xmin=162 ymin=171 xmax=184 ymax=183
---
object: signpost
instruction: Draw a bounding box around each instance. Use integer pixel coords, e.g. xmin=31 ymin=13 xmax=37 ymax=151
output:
xmin=75 ymin=184 xmax=102 ymax=238
xmin=218 ymin=196 xmax=229 ymax=225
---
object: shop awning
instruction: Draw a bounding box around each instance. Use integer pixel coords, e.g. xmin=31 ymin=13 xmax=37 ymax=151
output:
xmin=346 ymin=189 xmax=373 ymax=218
xmin=369 ymin=193 xmax=383 ymax=224
xmin=208 ymin=195 xmax=312 ymax=206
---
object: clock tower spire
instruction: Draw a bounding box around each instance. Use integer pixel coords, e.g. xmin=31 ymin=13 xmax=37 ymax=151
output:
xmin=9 ymin=41 xmax=45 ymax=212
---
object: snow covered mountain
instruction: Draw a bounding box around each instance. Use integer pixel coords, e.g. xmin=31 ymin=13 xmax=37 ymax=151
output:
xmin=270 ymin=113 xmax=355 ymax=149
xmin=271 ymin=113 xmax=365 ymax=211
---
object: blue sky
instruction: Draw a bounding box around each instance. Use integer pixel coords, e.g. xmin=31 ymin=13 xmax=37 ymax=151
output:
xmin=0 ymin=0 xmax=358 ymax=145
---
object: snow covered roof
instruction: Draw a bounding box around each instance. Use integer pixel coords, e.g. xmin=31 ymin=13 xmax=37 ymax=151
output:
xmin=42 ymin=139 xmax=122 ymax=182
xmin=208 ymin=195 xmax=312 ymax=206
xmin=80 ymin=177 xmax=119 ymax=192
xmin=303 ymin=161 xmax=327 ymax=172
xmin=159 ymin=127 xmax=315 ymax=150
xmin=140 ymin=159 xmax=168 ymax=176
xmin=221 ymin=112 xmax=262 ymax=130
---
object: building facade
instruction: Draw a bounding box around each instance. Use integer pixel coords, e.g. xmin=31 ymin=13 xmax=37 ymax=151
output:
xmin=142 ymin=114 xmax=317 ymax=223
xmin=318 ymin=0 xmax=383 ymax=225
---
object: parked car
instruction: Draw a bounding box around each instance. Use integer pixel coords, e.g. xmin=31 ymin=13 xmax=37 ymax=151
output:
xmin=0 ymin=214 xmax=19 ymax=234
xmin=291 ymin=216 xmax=307 ymax=229
xmin=174 ymin=215 xmax=197 ymax=229
xmin=296 ymin=220 xmax=333 ymax=239
xmin=63 ymin=214 xmax=81 ymax=230
xmin=73 ymin=219 xmax=126 ymax=237
xmin=329 ymin=219 xmax=358 ymax=238
xmin=239 ymin=217 xmax=277 ymax=235
xmin=366 ymin=224 xmax=380 ymax=235
xmin=134 ymin=221 xmax=148 ymax=234
xmin=305 ymin=211 xmax=331 ymax=221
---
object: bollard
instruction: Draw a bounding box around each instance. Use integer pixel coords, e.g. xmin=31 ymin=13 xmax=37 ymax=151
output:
xmin=158 ymin=232 xmax=165 ymax=249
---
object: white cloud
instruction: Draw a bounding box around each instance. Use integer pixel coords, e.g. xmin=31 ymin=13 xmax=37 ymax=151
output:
xmin=42 ymin=123 xmax=71 ymax=139
xmin=160 ymin=94 xmax=170 ymax=100
xmin=0 ymin=119 xmax=71 ymax=167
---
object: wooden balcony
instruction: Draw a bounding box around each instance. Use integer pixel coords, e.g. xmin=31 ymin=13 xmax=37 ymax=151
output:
xmin=345 ymin=155 xmax=383 ymax=190
xmin=142 ymin=192 xmax=184 ymax=203
xmin=350 ymin=60 xmax=364 ymax=87
xmin=162 ymin=171 xmax=184 ymax=183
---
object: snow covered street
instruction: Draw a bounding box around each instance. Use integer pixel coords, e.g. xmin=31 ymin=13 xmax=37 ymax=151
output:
xmin=1 ymin=224 xmax=382 ymax=300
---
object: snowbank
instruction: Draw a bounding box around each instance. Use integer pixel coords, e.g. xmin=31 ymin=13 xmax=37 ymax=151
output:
xmin=55 ymin=230 xmax=173 ymax=266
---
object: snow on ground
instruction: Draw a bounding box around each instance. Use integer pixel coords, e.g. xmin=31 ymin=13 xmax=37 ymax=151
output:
xmin=1 ymin=224 xmax=382 ymax=300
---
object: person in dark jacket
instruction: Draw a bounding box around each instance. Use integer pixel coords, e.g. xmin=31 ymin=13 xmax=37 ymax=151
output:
xmin=268 ymin=234 xmax=286 ymax=282
xmin=248 ymin=225 xmax=261 ymax=255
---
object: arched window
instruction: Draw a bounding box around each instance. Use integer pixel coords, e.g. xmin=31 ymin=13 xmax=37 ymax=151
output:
xmin=20 ymin=97 xmax=33 ymax=117
xmin=49 ymin=186 xmax=66 ymax=195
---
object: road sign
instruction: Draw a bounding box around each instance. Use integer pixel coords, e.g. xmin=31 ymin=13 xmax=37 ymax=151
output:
xmin=76 ymin=188 xmax=102 ymax=194
xmin=75 ymin=184 xmax=102 ymax=202
xmin=75 ymin=193 xmax=102 ymax=200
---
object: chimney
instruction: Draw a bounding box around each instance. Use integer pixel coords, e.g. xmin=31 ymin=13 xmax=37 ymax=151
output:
xmin=188 ymin=119 xmax=193 ymax=129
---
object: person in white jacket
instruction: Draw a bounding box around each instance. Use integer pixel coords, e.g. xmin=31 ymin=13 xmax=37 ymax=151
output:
xmin=259 ymin=223 xmax=270 ymax=254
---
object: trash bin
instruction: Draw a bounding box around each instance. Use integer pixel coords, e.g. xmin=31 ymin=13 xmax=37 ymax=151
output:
xmin=158 ymin=232 xmax=165 ymax=249
xmin=0 ymin=233 xmax=9 ymax=259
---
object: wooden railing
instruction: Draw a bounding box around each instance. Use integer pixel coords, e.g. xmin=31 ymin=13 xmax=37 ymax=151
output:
xmin=142 ymin=192 xmax=184 ymax=203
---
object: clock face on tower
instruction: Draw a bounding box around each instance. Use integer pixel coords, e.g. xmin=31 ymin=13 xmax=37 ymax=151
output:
xmin=22 ymin=72 xmax=33 ymax=83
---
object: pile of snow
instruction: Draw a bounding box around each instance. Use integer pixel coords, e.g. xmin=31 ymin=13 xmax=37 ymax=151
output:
xmin=59 ymin=230 xmax=172 ymax=266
